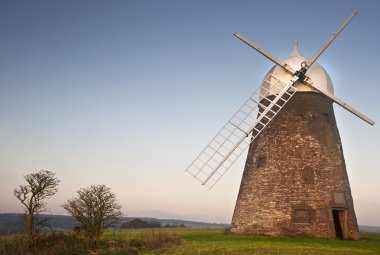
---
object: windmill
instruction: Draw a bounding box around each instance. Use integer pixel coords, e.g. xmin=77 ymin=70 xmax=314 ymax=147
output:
xmin=185 ymin=12 xmax=375 ymax=239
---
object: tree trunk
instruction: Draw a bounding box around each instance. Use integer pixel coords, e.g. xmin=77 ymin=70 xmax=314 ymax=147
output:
xmin=27 ymin=211 xmax=35 ymax=243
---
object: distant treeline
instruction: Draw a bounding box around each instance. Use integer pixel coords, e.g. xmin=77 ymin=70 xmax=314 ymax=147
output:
xmin=0 ymin=213 xmax=229 ymax=236
xmin=120 ymin=218 xmax=186 ymax=229
xmin=120 ymin=218 xmax=161 ymax=229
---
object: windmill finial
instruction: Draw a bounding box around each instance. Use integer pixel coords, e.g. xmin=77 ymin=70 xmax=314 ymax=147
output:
xmin=290 ymin=39 xmax=301 ymax=57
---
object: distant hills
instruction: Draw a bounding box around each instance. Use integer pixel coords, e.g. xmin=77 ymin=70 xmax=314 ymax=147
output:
xmin=359 ymin=225 xmax=380 ymax=233
xmin=0 ymin=213 xmax=229 ymax=236
xmin=1 ymin=213 xmax=378 ymax=236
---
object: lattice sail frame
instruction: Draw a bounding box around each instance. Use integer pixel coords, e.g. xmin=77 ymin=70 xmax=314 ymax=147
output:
xmin=185 ymin=74 xmax=298 ymax=189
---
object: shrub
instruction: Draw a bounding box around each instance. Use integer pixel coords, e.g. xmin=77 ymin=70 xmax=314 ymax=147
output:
xmin=62 ymin=184 xmax=122 ymax=241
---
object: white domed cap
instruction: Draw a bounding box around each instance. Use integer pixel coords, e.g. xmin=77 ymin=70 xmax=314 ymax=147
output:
xmin=260 ymin=41 xmax=334 ymax=96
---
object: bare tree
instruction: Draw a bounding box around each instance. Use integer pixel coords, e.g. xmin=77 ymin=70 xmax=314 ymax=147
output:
xmin=13 ymin=170 xmax=60 ymax=242
xmin=62 ymin=184 xmax=122 ymax=240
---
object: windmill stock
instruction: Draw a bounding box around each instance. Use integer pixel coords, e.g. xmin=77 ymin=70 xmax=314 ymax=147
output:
xmin=185 ymin=12 xmax=375 ymax=239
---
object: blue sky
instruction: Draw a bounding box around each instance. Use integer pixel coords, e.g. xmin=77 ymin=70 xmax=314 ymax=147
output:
xmin=0 ymin=0 xmax=379 ymax=225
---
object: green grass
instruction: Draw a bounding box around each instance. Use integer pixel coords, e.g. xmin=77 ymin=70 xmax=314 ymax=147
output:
xmin=103 ymin=228 xmax=380 ymax=255
xmin=2 ymin=228 xmax=380 ymax=254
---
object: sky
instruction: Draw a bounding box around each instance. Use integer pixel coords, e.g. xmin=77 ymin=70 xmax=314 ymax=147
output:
xmin=0 ymin=0 xmax=379 ymax=225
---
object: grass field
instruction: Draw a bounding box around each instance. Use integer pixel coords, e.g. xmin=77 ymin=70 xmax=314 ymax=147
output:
xmin=104 ymin=228 xmax=380 ymax=255
xmin=2 ymin=228 xmax=380 ymax=254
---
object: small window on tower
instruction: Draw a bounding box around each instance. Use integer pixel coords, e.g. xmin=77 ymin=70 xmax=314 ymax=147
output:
xmin=256 ymin=155 xmax=266 ymax=168
xmin=323 ymin=113 xmax=330 ymax=123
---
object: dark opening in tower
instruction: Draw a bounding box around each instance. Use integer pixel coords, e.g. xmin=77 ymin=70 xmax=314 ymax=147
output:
xmin=333 ymin=209 xmax=347 ymax=240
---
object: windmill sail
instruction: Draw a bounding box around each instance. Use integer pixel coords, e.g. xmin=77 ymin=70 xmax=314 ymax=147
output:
xmin=186 ymin=74 xmax=298 ymax=189
xmin=234 ymin=12 xmax=374 ymax=126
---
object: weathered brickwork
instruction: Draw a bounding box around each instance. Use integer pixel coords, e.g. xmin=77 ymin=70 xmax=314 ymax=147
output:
xmin=230 ymin=92 xmax=359 ymax=239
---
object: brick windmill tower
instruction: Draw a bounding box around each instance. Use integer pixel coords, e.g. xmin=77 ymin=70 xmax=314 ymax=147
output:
xmin=185 ymin=12 xmax=374 ymax=240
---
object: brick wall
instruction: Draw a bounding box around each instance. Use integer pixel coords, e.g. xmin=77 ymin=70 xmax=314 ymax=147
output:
xmin=230 ymin=92 xmax=359 ymax=239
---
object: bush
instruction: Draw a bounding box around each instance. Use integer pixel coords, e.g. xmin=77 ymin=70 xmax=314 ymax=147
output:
xmin=62 ymin=184 xmax=121 ymax=241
